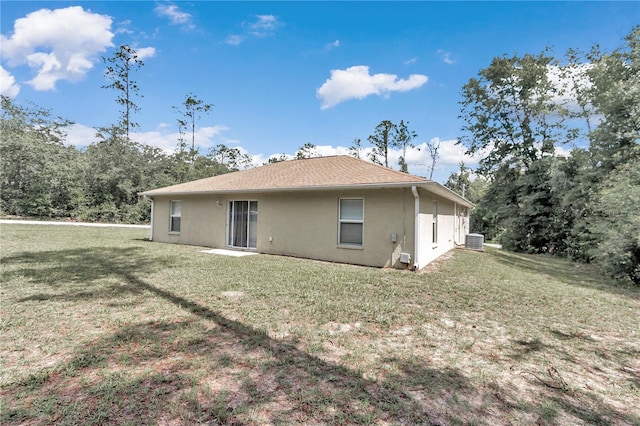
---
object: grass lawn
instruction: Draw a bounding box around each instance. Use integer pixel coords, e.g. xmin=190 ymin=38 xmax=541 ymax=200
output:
xmin=1 ymin=224 xmax=639 ymax=425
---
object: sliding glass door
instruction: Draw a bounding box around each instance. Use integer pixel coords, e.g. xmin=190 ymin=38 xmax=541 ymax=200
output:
xmin=227 ymin=201 xmax=258 ymax=249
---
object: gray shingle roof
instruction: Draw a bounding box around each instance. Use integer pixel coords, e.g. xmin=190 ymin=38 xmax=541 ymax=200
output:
xmin=140 ymin=155 xmax=429 ymax=196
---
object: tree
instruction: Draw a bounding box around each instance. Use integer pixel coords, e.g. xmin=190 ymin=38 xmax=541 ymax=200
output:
xmin=102 ymin=45 xmax=144 ymax=141
xmin=455 ymin=28 xmax=640 ymax=284
xmin=458 ymin=51 xmax=572 ymax=174
xmin=0 ymin=96 xmax=80 ymax=217
xmin=587 ymin=159 xmax=640 ymax=285
xmin=584 ymin=25 xmax=640 ymax=173
xmin=393 ymin=120 xmax=417 ymax=173
xmin=348 ymin=138 xmax=364 ymax=159
xmin=173 ymin=93 xmax=214 ymax=167
xmin=209 ymin=144 xmax=252 ymax=172
xmin=424 ymin=137 xmax=441 ymax=180
xmin=295 ymin=142 xmax=319 ymax=159
xmin=267 ymin=154 xmax=288 ymax=164
xmin=368 ymin=120 xmax=395 ymax=167
xmin=82 ymin=126 xmax=143 ymax=221
xmin=444 ymin=162 xmax=472 ymax=198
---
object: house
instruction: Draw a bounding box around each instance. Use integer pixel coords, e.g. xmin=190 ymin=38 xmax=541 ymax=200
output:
xmin=140 ymin=155 xmax=472 ymax=269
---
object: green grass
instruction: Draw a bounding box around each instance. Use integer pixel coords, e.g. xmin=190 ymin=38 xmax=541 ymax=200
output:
xmin=1 ymin=224 xmax=639 ymax=425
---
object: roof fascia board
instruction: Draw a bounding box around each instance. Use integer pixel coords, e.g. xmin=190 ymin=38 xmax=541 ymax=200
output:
xmin=140 ymin=181 xmax=474 ymax=207
xmin=419 ymin=182 xmax=475 ymax=208
xmin=139 ymin=181 xmax=422 ymax=197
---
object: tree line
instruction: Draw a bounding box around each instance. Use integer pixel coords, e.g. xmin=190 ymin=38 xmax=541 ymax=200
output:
xmin=0 ymin=44 xmax=431 ymax=225
xmin=0 ymin=45 xmax=254 ymax=224
xmin=446 ymin=26 xmax=639 ymax=286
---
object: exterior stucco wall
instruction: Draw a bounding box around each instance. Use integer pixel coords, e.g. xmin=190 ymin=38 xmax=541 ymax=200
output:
xmin=416 ymin=189 xmax=460 ymax=268
xmin=151 ymin=188 xmax=415 ymax=268
xmin=149 ymin=186 xmax=468 ymax=269
xmin=259 ymin=188 xmax=415 ymax=268
xmin=152 ymin=196 xmax=226 ymax=247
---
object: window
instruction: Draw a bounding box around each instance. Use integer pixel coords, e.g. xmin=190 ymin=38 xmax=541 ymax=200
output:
xmin=170 ymin=201 xmax=181 ymax=233
xmin=339 ymin=198 xmax=363 ymax=246
xmin=227 ymin=201 xmax=258 ymax=249
xmin=432 ymin=201 xmax=438 ymax=245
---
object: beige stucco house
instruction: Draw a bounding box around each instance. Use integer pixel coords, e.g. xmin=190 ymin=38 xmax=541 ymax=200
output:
xmin=140 ymin=155 xmax=472 ymax=270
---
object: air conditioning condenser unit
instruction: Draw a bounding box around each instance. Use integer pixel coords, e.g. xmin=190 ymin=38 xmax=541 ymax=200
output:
xmin=465 ymin=234 xmax=484 ymax=251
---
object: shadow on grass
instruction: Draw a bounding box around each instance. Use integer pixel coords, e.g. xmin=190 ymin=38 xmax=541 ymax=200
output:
xmin=510 ymin=338 xmax=547 ymax=360
xmin=491 ymin=249 xmax=639 ymax=300
xmin=3 ymin=247 xmax=639 ymax=424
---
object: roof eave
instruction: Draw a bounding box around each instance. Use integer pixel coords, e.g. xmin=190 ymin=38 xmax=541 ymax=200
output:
xmin=139 ymin=180 xmax=474 ymax=208
xmin=418 ymin=181 xmax=475 ymax=208
xmin=139 ymin=181 xmax=422 ymax=197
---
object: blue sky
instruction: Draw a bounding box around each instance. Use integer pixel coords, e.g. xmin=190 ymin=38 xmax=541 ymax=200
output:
xmin=1 ymin=1 xmax=637 ymax=182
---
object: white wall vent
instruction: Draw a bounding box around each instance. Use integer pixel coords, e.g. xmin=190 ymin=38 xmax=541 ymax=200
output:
xmin=399 ymin=252 xmax=411 ymax=264
xmin=465 ymin=234 xmax=484 ymax=251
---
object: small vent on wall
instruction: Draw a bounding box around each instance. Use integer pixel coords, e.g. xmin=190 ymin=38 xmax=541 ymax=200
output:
xmin=399 ymin=252 xmax=411 ymax=264
xmin=465 ymin=234 xmax=484 ymax=251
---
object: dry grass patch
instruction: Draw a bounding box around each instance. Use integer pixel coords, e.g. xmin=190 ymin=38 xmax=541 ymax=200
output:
xmin=1 ymin=224 xmax=639 ymax=425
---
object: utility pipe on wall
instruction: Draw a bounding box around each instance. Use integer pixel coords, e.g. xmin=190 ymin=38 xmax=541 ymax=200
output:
xmin=454 ymin=202 xmax=458 ymax=245
xmin=144 ymin=195 xmax=154 ymax=241
xmin=411 ymin=185 xmax=420 ymax=271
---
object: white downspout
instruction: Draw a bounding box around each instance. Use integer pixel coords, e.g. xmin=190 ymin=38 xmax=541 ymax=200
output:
xmin=145 ymin=196 xmax=154 ymax=241
xmin=454 ymin=202 xmax=458 ymax=245
xmin=411 ymin=186 xmax=420 ymax=271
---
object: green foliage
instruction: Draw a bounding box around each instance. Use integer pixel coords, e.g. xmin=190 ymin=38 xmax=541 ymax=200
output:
xmin=368 ymin=120 xmax=395 ymax=167
xmin=266 ymin=154 xmax=288 ymax=164
xmin=499 ymin=158 xmax=566 ymax=254
xmin=462 ymin=27 xmax=640 ymax=285
xmin=0 ymin=95 xmax=223 ymax=224
xmin=367 ymin=120 xmax=418 ymax=172
xmin=348 ymin=138 xmax=363 ymax=159
xmin=445 ymin=163 xmax=471 ymax=199
xmin=585 ymin=25 xmax=640 ymax=173
xmin=173 ymin=93 xmax=214 ymax=166
xmin=588 ymin=160 xmax=640 ymax=285
xmin=393 ymin=120 xmax=417 ymax=173
xmin=0 ymin=96 xmax=82 ymax=218
xmin=209 ymin=144 xmax=252 ymax=172
xmin=101 ymin=45 xmax=144 ymax=140
xmin=459 ymin=50 xmax=572 ymax=174
xmin=295 ymin=142 xmax=318 ymax=159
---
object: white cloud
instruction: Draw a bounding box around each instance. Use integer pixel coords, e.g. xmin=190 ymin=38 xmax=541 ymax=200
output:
xmin=546 ymin=63 xmax=594 ymax=114
xmin=554 ymin=145 xmax=573 ymax=157
xmin=316 ymin=65 xmax=428 ymax=109
xmin=64 ymin=123 xmax=229 ymax=154
xmin=437 ymin=49 xmax=455 ymax=65
xmin=0 ymin=66 xmax=20 ymax=97
xmin=132 ymin=125 xmax=229 ymax=153
xmin=324 ymin=40 xmax=340 ymax=51
xmin=423 ymin=138 xmax=483 ymax=166
xmin=354 ymin=138 xmax=482 ymax=177
xmin=254 ymin=140 xmax=480 ymax=180
xmin=224 ymin=35 xmax=245 ymax=46
xmin=225 ymin=14 xmax=282 ymax=45
xmin=0 ymin=6 xmax=114 ymax=91
xmin=154 ymin=4 xmax=194 ymax=29
xmin=64 ymin=123 xmax=99 ymax=147
xmin=135 ymin=46 xmax=156 ymax=61
xmin=404 ymin=57 xmax=417 ymax=65
xmin=114 ymin=20 xmax=134 ymax=35
xmin=248 ymin=15 xmax=281 ymax=36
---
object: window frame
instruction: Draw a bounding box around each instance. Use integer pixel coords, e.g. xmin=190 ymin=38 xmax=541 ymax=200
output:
xmin=338 ymin=198 xmax=364 ymax=248
xmin=169 ymin=200 xmax=181 ymax=234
